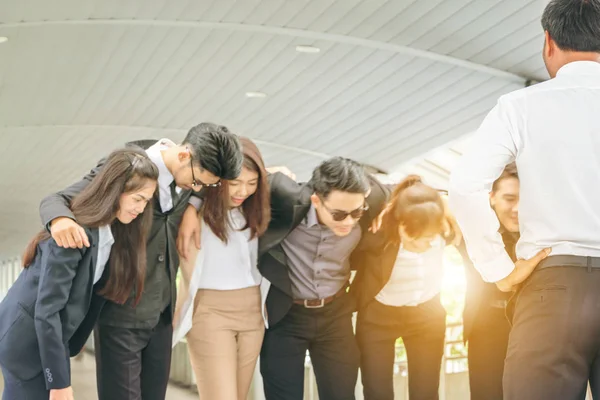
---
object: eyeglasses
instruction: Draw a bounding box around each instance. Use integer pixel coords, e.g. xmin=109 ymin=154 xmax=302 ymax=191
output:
xmin=187 ymin=148 xmax=221 ymax=188
xmin=318 ymin=197 xmax=369 ymax=222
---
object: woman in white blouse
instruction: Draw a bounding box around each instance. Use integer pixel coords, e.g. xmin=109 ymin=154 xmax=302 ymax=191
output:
xmin=353 ymin=175 xmax=459 ymax=400
xmin=173 ymin=137 xmax=271 ymax=400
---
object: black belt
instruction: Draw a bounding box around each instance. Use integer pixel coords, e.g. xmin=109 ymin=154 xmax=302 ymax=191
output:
xmin=537 ymin=255 xmax=600 ymax=270
xmin=293 ymin=286 xmax=347 ymax=309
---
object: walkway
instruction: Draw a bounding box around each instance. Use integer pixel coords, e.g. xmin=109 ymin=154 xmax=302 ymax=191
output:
xmin=0 ymin=352 xmax=198 ymax=399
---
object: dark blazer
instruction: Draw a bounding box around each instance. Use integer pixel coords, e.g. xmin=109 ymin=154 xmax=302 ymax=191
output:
xmin=39 ymin=140 xmax=195 ymax=328
xmin=460 ymin=231 xmax=518 ymax=343
xmin=0 ymin=228 xmax=106 ymax=390
xmin=349 ymin=230 xmax=399 ymax=312
xmin=258 ymin=172 xmax=389 ymax=327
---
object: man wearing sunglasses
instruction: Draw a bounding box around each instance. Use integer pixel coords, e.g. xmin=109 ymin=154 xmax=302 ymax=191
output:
xmin=179 ymin=156 xmax=387 ymax=399
xmin=38 ymin=122 xmax=243 ymax=400
xmin=258 ymin=157 xmax=387 ymax=400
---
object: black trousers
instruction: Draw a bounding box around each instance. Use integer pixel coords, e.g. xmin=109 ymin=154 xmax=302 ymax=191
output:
xmin=260 ymin=294 xmax=359 ymax=400
xmin=467 ymin=306 xmax=510 ymax=400
xmin=504 ymin=266 xmax=600 ymax=400
xmin=356 ymin=296 xmax=446 ymax=400
xmin=94 ymin=311 xmax=173 ymax=400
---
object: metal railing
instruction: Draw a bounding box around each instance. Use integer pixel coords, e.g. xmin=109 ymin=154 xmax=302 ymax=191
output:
xmin=0 ymin=257 xmax=21 ymax=302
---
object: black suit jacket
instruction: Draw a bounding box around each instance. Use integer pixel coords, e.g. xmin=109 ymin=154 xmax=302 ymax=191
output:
xmin=460 ymin=231 xmax=518 ymax=343
xmin=348 ymin=230 xmax=399 ymax=312
xmin=0 ymin=228 xmax=105 ymax=390
xmin=259 ymin=172 xmax=388 ymax=327
xmin=39 ymin=140 xmax=196 ymax=328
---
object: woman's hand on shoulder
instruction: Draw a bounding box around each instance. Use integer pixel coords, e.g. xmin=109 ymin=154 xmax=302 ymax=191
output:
xmin=370 ymin=205 xmax=391 ymax=234
xmin=266 ymin=166 xmax=296 ymax=181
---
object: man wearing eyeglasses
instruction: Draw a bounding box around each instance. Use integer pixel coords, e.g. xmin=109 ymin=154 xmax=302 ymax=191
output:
xmin=257 ymin=157 xmax=387 ymax=400
xmin=38 ymin=122 xmax=243 ymax=400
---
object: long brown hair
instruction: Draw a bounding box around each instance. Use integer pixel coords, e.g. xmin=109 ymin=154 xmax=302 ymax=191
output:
xmin=201 ymin=137 xmax=271 ymax=242
xmin=380 ymin=175 xmax=445 ymax=245
xmin=22 ymin=148 xmax=159 ymax=306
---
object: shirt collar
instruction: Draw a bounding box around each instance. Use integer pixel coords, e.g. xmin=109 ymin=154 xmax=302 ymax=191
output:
xmin=304 ymin=204 xmax=320 ymax=227
xmin=145 ymin=138 xmax=176 ymax=191
xmin=98 ymin=225 xmax=115 ymax=248
xmin=229 ymin=208 xmax=247 ymax=230
xmin=556 ymin=61 xmax=600 ymax=77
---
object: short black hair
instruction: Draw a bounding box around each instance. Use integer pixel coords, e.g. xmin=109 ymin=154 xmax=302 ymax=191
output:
xmin=183 ymin=122 xmax=243 ymax=180
xmin=541 ymin=0 xmax=600 ymax=52
xmin=310 ymin=157 xmax=370 ymax=198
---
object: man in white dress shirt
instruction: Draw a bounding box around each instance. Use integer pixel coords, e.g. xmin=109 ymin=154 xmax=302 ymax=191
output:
xmin=449 ymin=0 xmax=600 ymax=398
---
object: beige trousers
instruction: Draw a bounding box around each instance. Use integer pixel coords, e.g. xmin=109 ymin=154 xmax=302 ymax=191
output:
xmin=186 ymin=286 xmax=264 ymax=400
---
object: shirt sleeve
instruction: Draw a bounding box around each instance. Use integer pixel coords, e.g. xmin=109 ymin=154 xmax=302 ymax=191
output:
xmin=188 ymin=195 xmax=202 ymax=211
xmin=40 ymin=157 xmax=108 ymax=231
xmin=448 ymin=97 xmax=519 ymax=282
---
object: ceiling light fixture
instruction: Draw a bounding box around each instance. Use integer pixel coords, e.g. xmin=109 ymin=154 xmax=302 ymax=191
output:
xmin=0 ymin=37 xmax=8 ymax=44
xmin=296 ymin=45 xmax=320 ymax=54
xmin=246 ymin=91 xmax=267 ymax=99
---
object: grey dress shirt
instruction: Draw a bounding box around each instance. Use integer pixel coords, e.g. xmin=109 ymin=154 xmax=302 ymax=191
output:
xmin=281 ymin=205 xmax=362 ymax=300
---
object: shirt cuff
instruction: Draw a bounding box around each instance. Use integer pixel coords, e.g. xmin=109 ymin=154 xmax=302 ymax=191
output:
xmin=188 ymin=196 xmax=201 ymax=211
xmin=474 ymin=251 xmax=515 ymax=283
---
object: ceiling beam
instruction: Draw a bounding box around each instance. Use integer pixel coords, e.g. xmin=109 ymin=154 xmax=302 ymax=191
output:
xmin=1 ymin=19 xmax=526 ymax=83
xmin=1 ymin=123 xmax=333 ymax=158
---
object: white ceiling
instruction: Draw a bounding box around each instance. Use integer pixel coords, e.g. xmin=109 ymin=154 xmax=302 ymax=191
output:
xmin=0 ymin=0 xmax=549 ymax=257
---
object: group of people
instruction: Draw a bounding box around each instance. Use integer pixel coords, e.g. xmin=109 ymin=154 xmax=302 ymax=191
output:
xmin=0 ymin=0 xmax=598 ymax=399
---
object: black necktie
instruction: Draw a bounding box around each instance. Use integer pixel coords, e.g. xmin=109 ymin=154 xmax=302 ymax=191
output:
xmin=170 ymin=181 xmax=179 ymax=207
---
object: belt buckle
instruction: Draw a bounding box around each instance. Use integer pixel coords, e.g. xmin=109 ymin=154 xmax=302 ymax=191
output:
xmin=303 ymin=299 xmax=325 ymax=309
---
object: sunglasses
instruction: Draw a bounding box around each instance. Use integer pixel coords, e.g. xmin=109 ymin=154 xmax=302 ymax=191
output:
xmin=187 ymin=148 xmax=220 ymax=188
xmin=318 ymin=197 xmax=369 ymax=222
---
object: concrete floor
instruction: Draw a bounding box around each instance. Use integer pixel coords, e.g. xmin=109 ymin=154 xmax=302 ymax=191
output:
xmin=0 ymin=352 xmax=198 ymax=399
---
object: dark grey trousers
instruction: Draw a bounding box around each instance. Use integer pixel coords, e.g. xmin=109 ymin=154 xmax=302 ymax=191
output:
xmin=94 ymin=312 xmax=172 ymax=400
xmin=504 ymin=266 xmax=600 ymax=400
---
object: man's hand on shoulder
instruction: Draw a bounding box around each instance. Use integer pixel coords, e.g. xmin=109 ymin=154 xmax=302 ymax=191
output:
xmin=50 ymin=217 xmax=90 ymax=249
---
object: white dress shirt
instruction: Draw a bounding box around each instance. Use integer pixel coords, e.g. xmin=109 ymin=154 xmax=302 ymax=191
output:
xmin=145 ymin=138 xmax=182 ymax=213
xmin=449 ymin=61 xmax=600 ymax=282
xmin=197 ymin=208 xmax=261 ymax=290
xmin=376 ymin=236 xmax=445 ymax=307
xmin=94 ymin=225 xmax=114 ymax=284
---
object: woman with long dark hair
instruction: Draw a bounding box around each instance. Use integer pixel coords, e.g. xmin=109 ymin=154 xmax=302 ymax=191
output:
xmin=0 ymin=148 xmax=158 ymax=400
xmin=352 ymin=175 xmax=459 ymax=400
xmin=173 ymin=137 xmax=271 ymax=400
